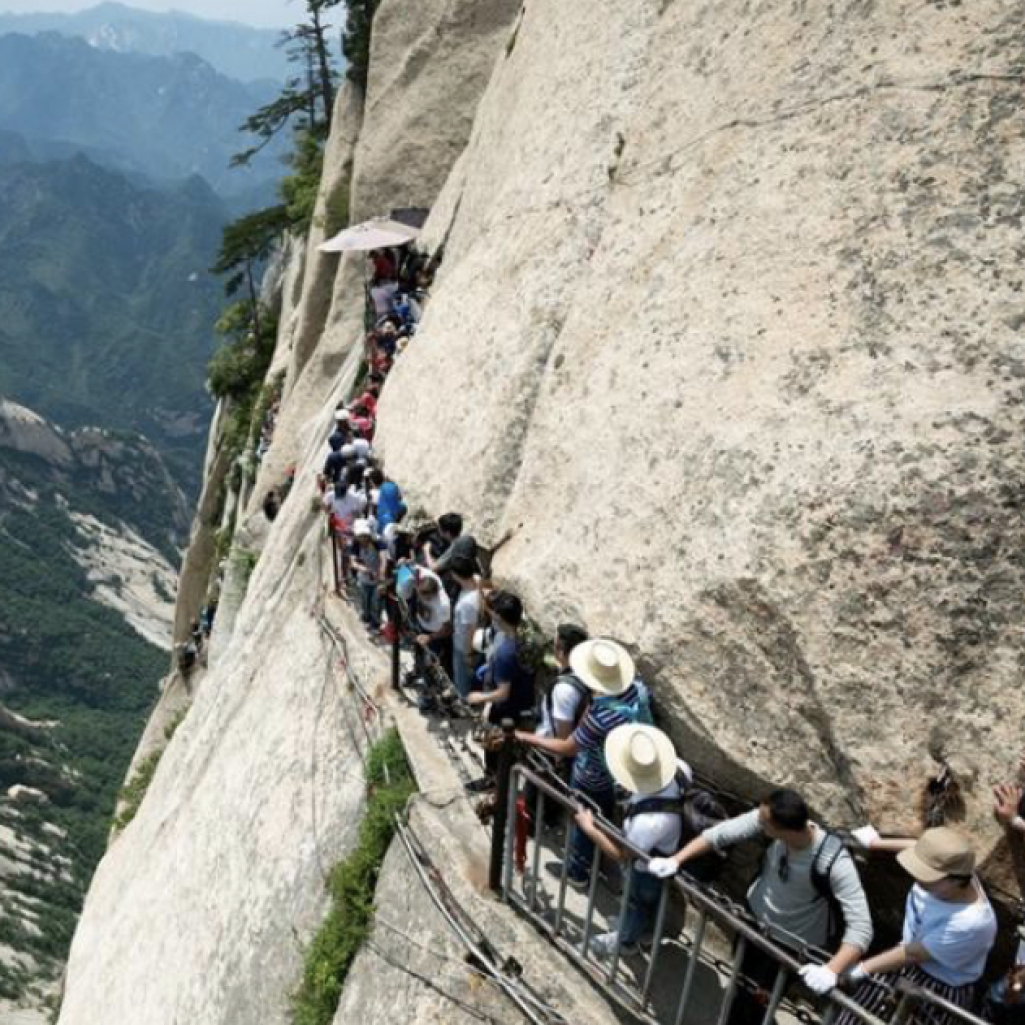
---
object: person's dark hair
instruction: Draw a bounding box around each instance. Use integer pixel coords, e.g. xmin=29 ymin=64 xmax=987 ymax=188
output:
xmin=369 ymin=468 xmax=385 ymax=487
xmin=347 ymin=465 xmax=364 ymax=489
xmin=556 ymin=624 xmax=588 ymax=657
xmin=416 ymin=573 xmax=440 ymax=595
xmin=448 ymin=555 xmax=477 ymax=581
xmin=333 ymin=480 xmax=346 ymax=497
xmin=438 ymin=512 xmax=463 ymax=538
xmin=490 ymin=590 xmax=523 ymax=628
xmin=763 ymin=789 xmax=809 ymax=831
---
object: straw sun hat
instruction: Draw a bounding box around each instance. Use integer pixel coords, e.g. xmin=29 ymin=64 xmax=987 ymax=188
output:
xmin=605 ymin=724 xmax=677 ymax=796
xmin=569 ymin=638 xmax=635 ymax=696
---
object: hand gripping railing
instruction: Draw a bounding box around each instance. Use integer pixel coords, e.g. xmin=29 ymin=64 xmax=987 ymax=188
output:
xmin=498 ymin=762 xmax=899 ymax=1025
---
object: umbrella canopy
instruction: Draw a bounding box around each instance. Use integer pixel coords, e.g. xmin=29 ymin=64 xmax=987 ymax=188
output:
xmin=318 ymin=218 xmax=419 ymax=253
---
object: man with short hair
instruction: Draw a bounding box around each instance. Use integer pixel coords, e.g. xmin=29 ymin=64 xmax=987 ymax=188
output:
xmin=649 ymin=788 xmax=873 ymax=1024
xmin=467 ymin=591 xmax=533 ymax=727
xmin=425 ymin=512 xmax=479 ymax=576
xmin=537 ymin=624 xmax=590 ymax=740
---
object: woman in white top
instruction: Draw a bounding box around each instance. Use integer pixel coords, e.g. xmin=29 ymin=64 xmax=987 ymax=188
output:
xmin=837 ymin=827 xmax=996 ymax=1025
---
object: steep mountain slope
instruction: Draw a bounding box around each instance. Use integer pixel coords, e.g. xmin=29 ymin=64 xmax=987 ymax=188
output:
xmin=0 ymin=2 xmax=290 ymax=83
xmin=0 ymin=154 xmax=226 ymax=493
xmin=0 ymin=32 xmax=282 ymax=196
xmin=0 ymin=399 xmax=185 ymax=1018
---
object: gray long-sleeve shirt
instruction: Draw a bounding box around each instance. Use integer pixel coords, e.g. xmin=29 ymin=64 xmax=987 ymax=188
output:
xmin=703 ymin=809 xmax=873 ymax=952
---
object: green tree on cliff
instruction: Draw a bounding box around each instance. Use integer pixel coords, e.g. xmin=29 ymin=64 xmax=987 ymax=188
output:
xmin=341 ymin=0 xmax=380 ymax=92
xmin=231 ymin=0 xmax=342 ymax=168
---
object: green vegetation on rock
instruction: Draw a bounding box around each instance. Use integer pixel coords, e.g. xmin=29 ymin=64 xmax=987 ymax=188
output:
xmin=291 ymin=729 xmax=415 ymax=1025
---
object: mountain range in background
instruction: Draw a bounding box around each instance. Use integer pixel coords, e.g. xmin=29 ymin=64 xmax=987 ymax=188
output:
xmin=0 ymin=1 xmax=292 ymax=82
xmin=0 ymin=151 xmax=229 ymax=495
xmin=0 ymin=31 xmax=286 ymax=200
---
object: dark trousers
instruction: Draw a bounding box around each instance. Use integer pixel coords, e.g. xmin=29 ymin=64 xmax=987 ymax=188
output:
xmin=567 ymin=786 xmax=616 ymax=882
xmin=726 ymin=940 xmax=790 ymax=1025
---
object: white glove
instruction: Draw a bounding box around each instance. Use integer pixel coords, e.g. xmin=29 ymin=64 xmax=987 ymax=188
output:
xmin=799 ymin=964 xmax=837 ymax=995
xmin=851 ymin=825 xmax=880 ymax=849
xmin=646 ymin=857 xmax=679 ymax=879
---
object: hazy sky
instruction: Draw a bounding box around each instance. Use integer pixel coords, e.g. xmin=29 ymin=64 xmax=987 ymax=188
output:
xmin=0 ymin=1 xmax=301 ymax=28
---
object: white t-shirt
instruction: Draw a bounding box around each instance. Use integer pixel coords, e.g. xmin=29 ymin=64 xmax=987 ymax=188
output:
xmin=624 ymin=780 xmax=683 ymax=874
xmin=902 ymin=882 xmax=997 ymax=987
xmin=351 ymin=438 xmax=372 ymax=460
xmin=399 ymin=569 xmax=449 ymax=633
xmin=536 ymin=673 xmax=587 ymax=738
xmin=417 ymin=591 xmax=451 ymax=633
xmin=324 ymin=488 xmax=367 ymax=525
xmin=453 ymin=589 xmax=480 ymax=653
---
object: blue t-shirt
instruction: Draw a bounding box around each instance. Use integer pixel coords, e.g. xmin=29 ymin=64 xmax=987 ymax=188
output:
xmin=570 ymin=683 xmax=651 ymax=794
xmin=487 ymin=635 xmax=534 ymax=725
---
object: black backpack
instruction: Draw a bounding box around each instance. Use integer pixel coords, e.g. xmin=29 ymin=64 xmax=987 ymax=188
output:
xmin=809 ymin=832 xmax=847 ymax=949
xmin=625 ymin=780 xmax=730 ymax=883
xmin=542 ymin=671 xmax=590 ymax=732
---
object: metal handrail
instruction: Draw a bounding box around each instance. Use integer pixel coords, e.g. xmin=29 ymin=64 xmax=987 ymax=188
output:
xmin=327 ymin=538 xmax=997 ymax=1025
xmin=504 ymin=763 xmax=896 ymax=1025
xmin=891 ymin=978 xmax=991 ymax=1025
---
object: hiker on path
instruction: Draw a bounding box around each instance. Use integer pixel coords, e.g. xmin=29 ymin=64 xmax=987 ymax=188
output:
xmin=466 ymin=590 xmax=533 ymax=728
xmin=517 ymin=638 xmax=652 ymax=888
xmin=448 ymin=555 xmax=481 ymax=700
xmin=575 ymin=724 xmax=684 ymax=957
xmin=835 ymin=827 xmax=996 ymax=1025
xmin=351 ymin=519 xmax=384 ymax=630
xmin=536 ymin=624 xmax=590 ymax=741
xmin=423 ymin=512 xmax=479 ymax=577
xmin=648 ymin=788 xmax=872 ymax=1024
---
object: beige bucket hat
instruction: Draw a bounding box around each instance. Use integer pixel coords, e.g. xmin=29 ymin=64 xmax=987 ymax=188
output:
xmin=605 ymin=724 xmax=677 ymax=795
xmin=897 ymin=827 xmax=975 ymax=884
xmin=569 ymin=638 xmax=635 ymax=696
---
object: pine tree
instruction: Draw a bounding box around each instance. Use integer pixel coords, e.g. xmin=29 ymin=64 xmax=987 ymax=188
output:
xmin=232 ymin=0 xmax=342 ymax=168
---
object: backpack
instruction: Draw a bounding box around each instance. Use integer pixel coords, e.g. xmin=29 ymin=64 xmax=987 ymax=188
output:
xmin=542 ymin=671 xmax=590 ymax=732
xmin=810 ymin=831 xmax=847 ymax=950
xmin=624 ymin=777 xmax=730 ymax=882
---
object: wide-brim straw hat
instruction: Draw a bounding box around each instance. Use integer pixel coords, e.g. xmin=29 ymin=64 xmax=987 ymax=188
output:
xmin=605 ymin=724 xmax=677 ymax=795
xmin=570 ymin=638 xmax=635 ymax=696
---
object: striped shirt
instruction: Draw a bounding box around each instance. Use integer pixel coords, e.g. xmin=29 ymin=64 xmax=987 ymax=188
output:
xmin=570 ymin=683 xmax=648 ymax=794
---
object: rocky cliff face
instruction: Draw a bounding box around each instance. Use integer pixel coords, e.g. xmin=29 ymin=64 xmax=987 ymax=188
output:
xmin=378 ymin=0 xmax=1025 ymax=843
xmin=55 ymin=1 xmax=1025 ymax=1023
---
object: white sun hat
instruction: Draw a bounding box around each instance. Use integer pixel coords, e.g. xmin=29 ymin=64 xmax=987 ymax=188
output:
xmin=605 ymin=724 xmax=677 ymax=795
xmin=569 ymin=638 xmax=635 ymax=696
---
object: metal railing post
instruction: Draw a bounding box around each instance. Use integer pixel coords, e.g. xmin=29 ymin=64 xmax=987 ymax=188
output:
xmin=387 ymin=590 xmax=401 ymax=691
xmin=489 ymin=718 xmax=517 ymax=893
xmin=330 ymin=530 xmax=341 ymax=594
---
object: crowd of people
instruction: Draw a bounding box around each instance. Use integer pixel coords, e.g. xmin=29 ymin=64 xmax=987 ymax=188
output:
xmin=314 ymin=243 xmax=1025 ymax=1025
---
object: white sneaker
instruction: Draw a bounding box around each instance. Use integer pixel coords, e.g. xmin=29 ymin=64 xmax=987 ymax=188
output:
xmin=589 ymin=931 xmax=638 ymax=958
